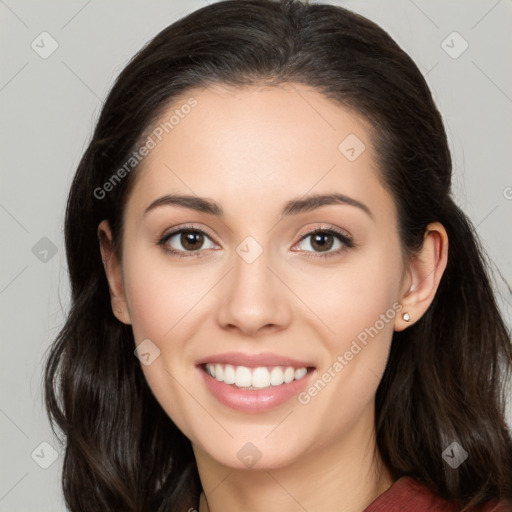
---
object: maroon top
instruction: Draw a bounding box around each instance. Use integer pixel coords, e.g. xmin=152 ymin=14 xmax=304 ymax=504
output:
xmin=364 ymin=476 xmax=512 ymax=511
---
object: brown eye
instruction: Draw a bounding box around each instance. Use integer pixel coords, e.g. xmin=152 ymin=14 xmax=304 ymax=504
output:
xmin=180 ymin=231 xmax=205 ymax=251
xmin=295 ymin=228 xmax=354 ymax=258
xmin=309 ymin=232 xmax=335 ymax=252
xmin=160 ymin=228 xmax=217 ymax=256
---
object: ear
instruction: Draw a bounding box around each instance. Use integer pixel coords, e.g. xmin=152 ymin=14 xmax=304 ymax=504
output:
xmin=98 ymin=220 xmax=131 ymax=325
xmin=394 ymin=222 xmax=448 ymax=331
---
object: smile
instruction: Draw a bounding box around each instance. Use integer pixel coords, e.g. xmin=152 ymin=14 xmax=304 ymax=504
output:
xmin=197 ymin=356 xmax=317 ymax=412
xmin=204 ymin=363 xmax=309 ymax=389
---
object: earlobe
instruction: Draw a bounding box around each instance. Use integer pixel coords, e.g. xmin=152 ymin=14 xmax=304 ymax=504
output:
xmin=98 ymin=220 xmax=132 ymax=325
xmin=394 ymin=222 xmax=448 ymax=332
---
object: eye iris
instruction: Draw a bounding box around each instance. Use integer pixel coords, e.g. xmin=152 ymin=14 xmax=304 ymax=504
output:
xmin=311 ymin=232 xmax=333 ymax=252
xmin=181 ymin=231 xmax=204 ymax=250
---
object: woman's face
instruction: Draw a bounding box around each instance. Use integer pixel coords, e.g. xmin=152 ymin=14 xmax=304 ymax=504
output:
xmin=107 ymin=83 xmax=411 ymax=470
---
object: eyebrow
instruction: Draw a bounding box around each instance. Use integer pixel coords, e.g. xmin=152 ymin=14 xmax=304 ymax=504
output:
xmin=144 ymin=192 xmax=373 ymax=220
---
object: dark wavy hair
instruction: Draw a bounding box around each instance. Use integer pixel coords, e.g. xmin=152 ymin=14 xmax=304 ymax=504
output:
xmin=43 ymin=0 xmax=512 ymax=510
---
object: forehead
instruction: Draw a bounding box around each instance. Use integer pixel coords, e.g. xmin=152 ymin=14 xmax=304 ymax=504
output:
xmin=151 ymin=82 xmax=372 ymax=168
xmin=124 ymin=82 xmax=393 ymax=221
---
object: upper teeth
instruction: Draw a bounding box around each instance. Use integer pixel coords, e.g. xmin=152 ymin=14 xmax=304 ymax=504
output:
xmin=205 ymin=363 xmax=308 ymax=389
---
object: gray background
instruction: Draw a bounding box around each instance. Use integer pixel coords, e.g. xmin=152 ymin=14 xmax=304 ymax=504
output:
xmin=1 ymin=0 xmax=511 ymax=510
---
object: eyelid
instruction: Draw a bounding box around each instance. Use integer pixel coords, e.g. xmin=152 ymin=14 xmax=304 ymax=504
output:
xmin=157 ymin=223 xmax=220 ymax=258
xmin=159 ymin=223 xmax=219 ymax=243
xmin=158 ymin=222 xmax=354 ymax=257
xmin=296 ymin=223 xmax=352 ymax=243
xmin=291 ymin=223 xmax=354 ymax=258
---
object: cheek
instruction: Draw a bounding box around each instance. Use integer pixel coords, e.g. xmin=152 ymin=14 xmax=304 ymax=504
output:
xmin=122 ymin=248 xmax=206 ymax=342
xmin=301 ymin=238 xmax=403 ymax=407
xmin=306 ymin=243 xmax=403 ymax=342
xmin=124 ymin=268 xmax=170 ymax=343
xmin=121 ymin=247 xmax=217 ymax=401
xmin=121 ymin=250 xmax=202 ymax=430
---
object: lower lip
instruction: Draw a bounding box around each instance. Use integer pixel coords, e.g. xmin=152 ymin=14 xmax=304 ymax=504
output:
xmin=198 ymin=366 xmax=316 ymax=413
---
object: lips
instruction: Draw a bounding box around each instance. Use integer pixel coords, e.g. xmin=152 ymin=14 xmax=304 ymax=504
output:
xmin=196 ymin=351 xmax=317 ymax=412
xmin=195 ymin=351 xmax=315 ymax=369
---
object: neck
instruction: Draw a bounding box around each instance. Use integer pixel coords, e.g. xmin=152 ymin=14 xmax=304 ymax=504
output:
xmin=195 ymin=408 xmax=394 ymax=512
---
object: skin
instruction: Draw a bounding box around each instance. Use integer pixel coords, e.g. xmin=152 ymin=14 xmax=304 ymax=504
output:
xmin=99 ymin=82 xmax=448 ymax=512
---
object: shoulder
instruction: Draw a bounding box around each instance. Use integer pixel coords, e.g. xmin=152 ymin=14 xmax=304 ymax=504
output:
xmin=364 ymin=476 xmax=512 ymax=512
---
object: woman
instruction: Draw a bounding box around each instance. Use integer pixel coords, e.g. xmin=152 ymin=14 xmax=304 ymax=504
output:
xmin=43 ymin=0 xmax=512 ymax=510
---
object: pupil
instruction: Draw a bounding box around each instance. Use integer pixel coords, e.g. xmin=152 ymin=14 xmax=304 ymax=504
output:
xmin=312 ymin=233 xmax=333 ymax=252
xmin=182 ymin=231 xmax=203 ymax=250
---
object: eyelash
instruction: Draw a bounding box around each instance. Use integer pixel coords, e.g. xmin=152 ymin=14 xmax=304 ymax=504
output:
xmin=157 ymin=224 xmax=354 ymax=259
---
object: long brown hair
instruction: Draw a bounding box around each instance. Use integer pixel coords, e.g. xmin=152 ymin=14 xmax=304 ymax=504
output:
xmin=43 ymin=0 xmax=512 ymax=510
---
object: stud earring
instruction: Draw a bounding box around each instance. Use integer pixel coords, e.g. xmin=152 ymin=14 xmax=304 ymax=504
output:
xmin=402 ymin=312 xmax=411 ymax=322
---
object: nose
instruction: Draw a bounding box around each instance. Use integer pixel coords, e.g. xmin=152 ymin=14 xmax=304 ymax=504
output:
xmin=215 ymin=247 xmax=292 ymax=337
